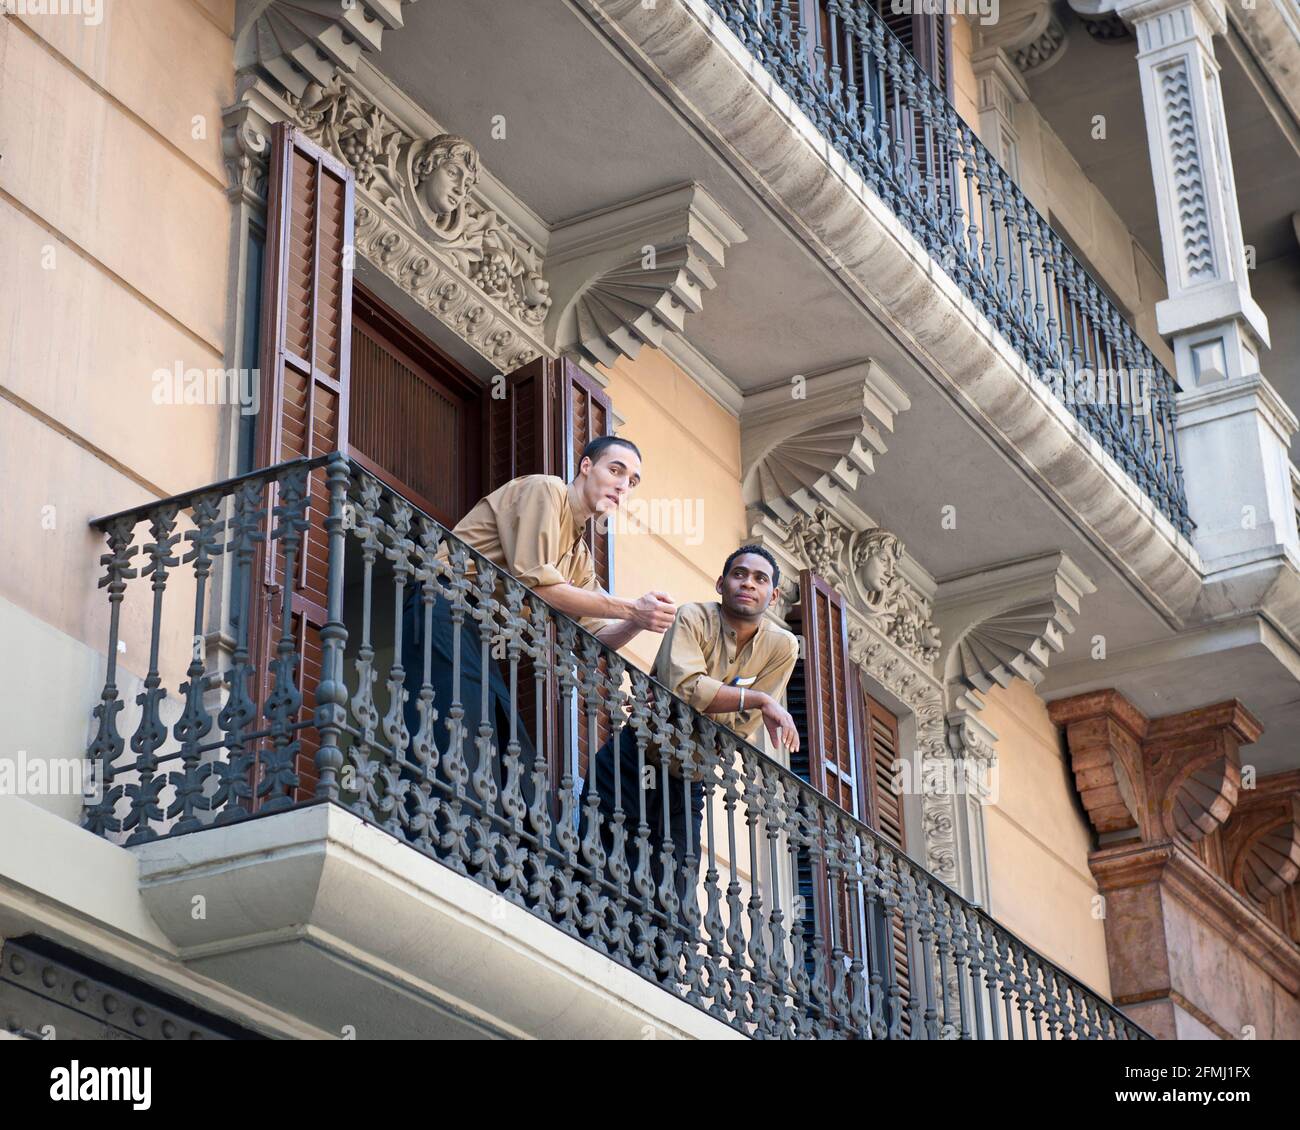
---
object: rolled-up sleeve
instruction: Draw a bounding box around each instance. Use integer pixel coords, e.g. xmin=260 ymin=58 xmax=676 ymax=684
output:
xmin=657 ymin=606 xmax=723 ymax=710
xmin=496 ymin=478 xmax=570 ymax=589
xmin=752 ymin=632 xmax=800 ymax=702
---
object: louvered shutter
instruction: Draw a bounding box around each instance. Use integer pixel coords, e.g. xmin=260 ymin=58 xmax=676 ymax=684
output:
xmin=253 ymin=123 xmax=355 ymax=805
xmin=787 ymin=570 xmax=914 ymax=1032
xmin=559 ymin=358 xmax=614 ymax=591
xmin=486 ymin=356 xmax=558 ymax=489
xmin=786 ymin=572 xmax=865 ymax=963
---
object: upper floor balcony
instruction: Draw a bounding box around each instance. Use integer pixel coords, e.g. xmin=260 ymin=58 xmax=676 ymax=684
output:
xmin=80 ymin=453 xmax=1148 ymax=1039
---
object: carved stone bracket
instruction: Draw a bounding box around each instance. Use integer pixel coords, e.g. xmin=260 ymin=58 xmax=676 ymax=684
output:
xmin=976 ymin=0 xmax=1070 ymax=75
xmin=741 ymin=361 xmax=911 ymax=524
xmin=934 ymin=552 xmax=1096 ymax=714
xmin=543 ymin=183 xmax=746 ymax=373
xmin=1222 ymin=774 xmax=1300 ymax=905
xmin=1049 ymin=687 xmax=1300 ymax=1026
xmin=1049 ymin=689 xmax=1265 ymax=849
xmin=235 ymin=0 xmax=418 ymax=101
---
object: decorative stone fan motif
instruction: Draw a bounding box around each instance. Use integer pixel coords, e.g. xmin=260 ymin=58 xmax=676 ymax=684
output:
xmin=1239 ymin=818 xmax=1300 ymax=902
xmin=745 ymin=412 xmax=883 ymax=524
xmin=570 ymin=248 xmax=705 ymax=369
xmin=1170 ymin=759 xmax=1239 ymax=843
xmin=953 ymin=598 xmax=1072 ymax=694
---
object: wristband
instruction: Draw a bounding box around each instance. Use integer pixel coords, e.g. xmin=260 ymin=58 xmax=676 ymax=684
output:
xmin=738 ymin=687 xmax=746 ymax=712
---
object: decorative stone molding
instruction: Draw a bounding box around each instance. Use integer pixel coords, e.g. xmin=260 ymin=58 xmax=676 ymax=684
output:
xmin=1049 ymin=689 xmax=1261 ymax=847
xmin=976 ymin=0 xmax=1069 ymax=75
xmin=741 ymin=361 xmax=910 ymax=526
xmin=752 ymin=507 xmax=940 ymax=667
xmin=225 ymin=61 xmax=556 ymax=372
xmin=0 ymin=936 xmax=254 ymax=1040
xmin=934 ymin=553 xmax=1096 ymax=714
xmin=1078 ymin=10 xmax=1133 ymax=40
xmin=234 ymin=0 xmax=417 ymax=101
xmin=970 ymin=48 xmax=1029 ymax=177
xmin=1222 ymin=782 xmax=1300 ymax=904
xmin=945 ymin=710 xmax=999 ymax=798
xmin=1101 ymin=0 xmax=1271 ymax=374
xmin=543 ymin=184 xmax=746 ymax=373
xmin=288 ymin=76 xmax=551 ymax=370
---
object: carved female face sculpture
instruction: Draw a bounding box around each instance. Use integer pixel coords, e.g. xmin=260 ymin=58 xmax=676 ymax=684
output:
xmin=862 ymin=543 xmax=894 ymax=594
xmin=416 ymin=134 xmax=479 ymax=219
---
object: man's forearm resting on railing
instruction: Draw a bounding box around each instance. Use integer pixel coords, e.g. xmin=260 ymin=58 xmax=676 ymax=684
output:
xmin=699 ymin=684 xmax=800 ymax=753
xmin=532 ymin=583 xmax=675 ymax=649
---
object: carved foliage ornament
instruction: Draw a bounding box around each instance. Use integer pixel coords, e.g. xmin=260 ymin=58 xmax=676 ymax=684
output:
xmin=284 ymin=78 xmax=551 ymax=369
xmin=779 ymin=508 xmax=940 ymax=665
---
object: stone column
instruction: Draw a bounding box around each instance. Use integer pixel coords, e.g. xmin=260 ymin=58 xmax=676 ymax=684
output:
xmin=1114 ymin=0 xmax=1297 ymax=564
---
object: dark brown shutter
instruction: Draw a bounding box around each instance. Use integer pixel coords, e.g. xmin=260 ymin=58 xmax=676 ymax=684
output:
xmin=789 ymin=571 xmax=863 ymax=816
xmin=481 ymin=356 xmax=616 ymax=788
xmin=253 ymin=123 xmax=355 ymax=804
xmin=787 ymin=570 xmax=913 ymax=1027
xmin=864 ymin=691 xmax=905 ymax=850
xmin=559 ymin=358 xmax=614 ymax=592
xmin=485 ymin=356 xmax=559 ymax=489
xmin=786 ymin=571 xmax=865 ymax=962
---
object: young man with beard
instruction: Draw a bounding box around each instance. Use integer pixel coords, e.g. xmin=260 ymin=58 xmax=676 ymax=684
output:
xmin=579 ymin=545 xmax=801 ymax=947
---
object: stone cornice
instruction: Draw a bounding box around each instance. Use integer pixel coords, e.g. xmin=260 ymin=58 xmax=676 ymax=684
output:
xmin=1089 ymin=838 xmax=1300 ymax=992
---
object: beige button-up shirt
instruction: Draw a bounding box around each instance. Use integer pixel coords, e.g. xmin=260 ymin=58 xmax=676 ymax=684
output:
xmin=448 ymin=474 xmax=607 ymax=631
xmin=653 ymin=601 xmax=799 ymax=744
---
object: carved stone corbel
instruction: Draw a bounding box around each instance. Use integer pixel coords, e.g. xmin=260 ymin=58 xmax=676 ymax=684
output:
xmin=234 ymin=0 xmax=417 ymax=100
xmin=1145 ymin=700 xmax=1260 ymax=844
xmin=741 ymin=360 xmax=910 ymax=526
xmin=1220 ymin=775 xmax=1300 ymax=905
xmin=976 ymin=0 xmax=1070 ymax=75
xmin=934 ymin=552 xmax=1096 ymax=715
xmin=543 ymin=183 xmax=746 ymax=373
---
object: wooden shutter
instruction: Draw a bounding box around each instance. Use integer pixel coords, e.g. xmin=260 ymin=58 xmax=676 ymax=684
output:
xmin=486 ymin=356 xmax=558 ymax=490
xmin=481 ymin=356 xmax=616 ymax=788
xmin=790 ymin=572 xmax=863 ymax=814
xmin=559 ymin=358 xmax=614 ymax=592
xmin=253 ymin=123 xmax=355 ymax=804
xmin=786 ymin=572 xmax=865 ymax=964
xmin=787 ymin=571 xmax=914 ymax=1029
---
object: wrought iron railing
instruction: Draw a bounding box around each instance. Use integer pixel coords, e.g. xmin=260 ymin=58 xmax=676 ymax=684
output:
xmin=704 ymin=0 xmax=1191 ymax=536
xmin=85 ymin=454 xmax=1149 ymax=1039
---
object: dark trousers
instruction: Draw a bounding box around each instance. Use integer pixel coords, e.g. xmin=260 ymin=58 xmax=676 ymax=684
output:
xmin=400 ymin=590 xmax=540 ymax=825
xmin=578 ymin=727 xmax=706 ymax=920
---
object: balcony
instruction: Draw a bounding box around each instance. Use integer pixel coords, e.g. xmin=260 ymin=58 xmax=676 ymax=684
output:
xmin=701 ymin=0 xmax=1190 ymax=536
xmin=83 ymin=453 xmax=1148 ymax=1039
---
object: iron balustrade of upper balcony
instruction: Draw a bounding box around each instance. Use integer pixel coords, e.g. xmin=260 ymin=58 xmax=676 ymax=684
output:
xmin=83 ymin=453 xmax=1150 ymax=1040
xmin=706 ymin=0 xmax=1192 ymax=536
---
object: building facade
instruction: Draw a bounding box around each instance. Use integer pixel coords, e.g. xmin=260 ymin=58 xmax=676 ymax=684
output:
xmin=1 ymin=0 xmax=1298 ymax=1040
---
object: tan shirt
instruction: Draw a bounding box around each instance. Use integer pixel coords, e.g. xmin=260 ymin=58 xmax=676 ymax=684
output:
xmin=653 ymin=601 xmax=800 ymax=744
xmin=448 ymin=475 xmax=607 ymax=631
